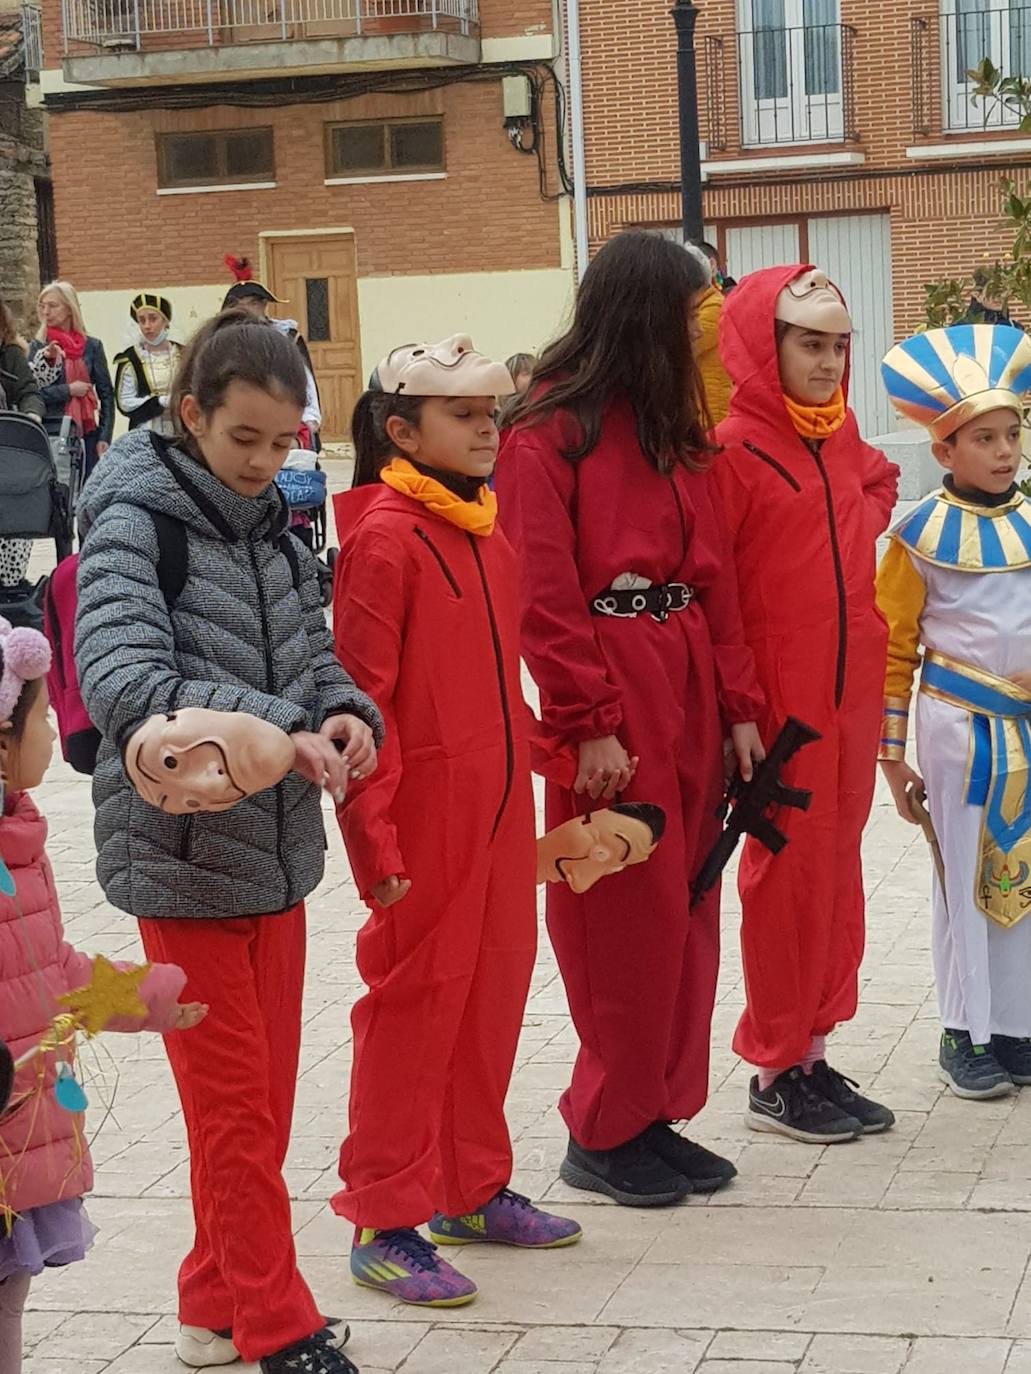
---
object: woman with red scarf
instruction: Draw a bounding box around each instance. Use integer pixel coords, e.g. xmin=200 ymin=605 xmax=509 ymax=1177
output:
xmin=28 ymin=281 xmax=114 ymax=479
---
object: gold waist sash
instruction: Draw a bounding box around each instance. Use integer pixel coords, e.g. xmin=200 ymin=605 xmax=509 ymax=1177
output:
xmin=921 ymin=649 xmax=1031 ymax=928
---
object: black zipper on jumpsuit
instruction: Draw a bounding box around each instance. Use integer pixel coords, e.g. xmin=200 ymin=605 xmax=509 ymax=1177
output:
xmin=468 ymin=535 xmax=514 ymax=840
xmin=743 ymin=440 xmax=803 ymax=492
xmin=414 ymin=526 xmax=463 ymax=598
xmin=808 ymin=449 xmax=848 ymax=708
xmin=247 ymin=540 xmax=291 ymax=901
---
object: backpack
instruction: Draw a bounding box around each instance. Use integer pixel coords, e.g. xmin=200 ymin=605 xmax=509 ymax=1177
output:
xmin=43 ymin=511 xmax=303 ymax=776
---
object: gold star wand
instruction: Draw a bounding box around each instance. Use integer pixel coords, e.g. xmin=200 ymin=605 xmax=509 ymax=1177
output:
xmin=12 ymin=956 xmax=151 ymax=1070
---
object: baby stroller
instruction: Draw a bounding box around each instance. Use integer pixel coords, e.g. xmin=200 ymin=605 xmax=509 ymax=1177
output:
xmin=0 ymin=412 xmax=79 ymax=629
xmin=275 ymin=449 xmax=337 ymax=607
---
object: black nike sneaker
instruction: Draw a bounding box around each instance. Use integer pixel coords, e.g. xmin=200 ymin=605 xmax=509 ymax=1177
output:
xmin=746 ymin=1066 xmax=862 ymax=1143
xmin=808 ymin=1060 xmax=896 ymax=1133
xmin=642 ymin=1122 xmax=737 ymax=1192
xmin=559 ymin=1133 xmax=691 ymax=1206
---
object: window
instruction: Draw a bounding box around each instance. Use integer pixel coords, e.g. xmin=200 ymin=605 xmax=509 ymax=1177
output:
xmin=738 ymin=0 xmax=845 ymax=145
xmin=325 ymin=118 xmax=445 ymax=179
xmin=306 ymin=279 xmax=330 ymax=342
xmin=157 ymin=128 xmax=275 ymax=189
xmin=942 ymin=0 xmax=1031 ymax=130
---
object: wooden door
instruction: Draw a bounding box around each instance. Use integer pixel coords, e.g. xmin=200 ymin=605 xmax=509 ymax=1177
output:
xmin=266 ymin=233 xmax=362 ymax=443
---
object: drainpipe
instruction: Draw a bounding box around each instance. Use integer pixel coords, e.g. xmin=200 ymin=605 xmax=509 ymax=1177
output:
xmin=564 ymin=0 xmax=590 ymax=281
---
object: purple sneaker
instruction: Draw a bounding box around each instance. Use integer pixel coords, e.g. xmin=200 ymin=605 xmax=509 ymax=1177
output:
xmin=428 ymin=1188 xmax=583 ymax=1249
xmin=350 ymin=1227 xmax=477 ymax=1307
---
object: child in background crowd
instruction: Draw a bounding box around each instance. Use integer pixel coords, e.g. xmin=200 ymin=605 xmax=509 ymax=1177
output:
xmin=331 ymin=335 xmax=581 ymax=1310
xmin=73 ymin=311 xmax=381 ymax=1374
xmin=0 ymin=617 xmax=201 ymax=1374
xmin=715 ymin=267 xmax=899 ymax=1144
xmin=878 ymin=324 xmax=1031 ymax=1100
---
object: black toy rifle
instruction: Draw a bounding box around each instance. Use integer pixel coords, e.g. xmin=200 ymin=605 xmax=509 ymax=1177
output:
xmin=690 ymin=716 xmax=822 ymax=906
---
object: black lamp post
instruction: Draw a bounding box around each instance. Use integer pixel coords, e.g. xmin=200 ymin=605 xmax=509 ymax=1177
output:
xmin=671 ymin=0 xmax=704 ymax=244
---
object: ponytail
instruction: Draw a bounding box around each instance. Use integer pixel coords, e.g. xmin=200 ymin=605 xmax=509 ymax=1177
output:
xmin=350 ymin=389 xmax=424 ymax=489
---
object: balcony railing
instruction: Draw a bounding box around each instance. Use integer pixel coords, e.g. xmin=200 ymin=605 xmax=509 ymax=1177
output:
xmin=703 ymin=23 xmax=858 ymax=152
xmin=912 ymin=6 xmax=1031 ymax=137
xmin=61 ymin=0 xmax=477 ymax=52
xmin=20 ymin=3 xmax=42 ymax=80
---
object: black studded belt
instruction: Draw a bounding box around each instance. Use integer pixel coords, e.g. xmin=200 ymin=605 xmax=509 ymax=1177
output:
xmin=589 ymin=581 xmax=695 ymax=624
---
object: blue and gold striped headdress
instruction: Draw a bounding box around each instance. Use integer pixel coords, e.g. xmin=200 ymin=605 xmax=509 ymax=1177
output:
xmin=882 ymin=324 xmax=1031 ymax=440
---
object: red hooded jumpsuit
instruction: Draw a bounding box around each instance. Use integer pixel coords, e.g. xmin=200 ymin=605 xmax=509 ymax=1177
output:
xmin=330 ymin=483 xmax=537 ymax=1229
xmin=714 ymin=266 xmax=899 ymax=1072
xmin=498 ymin=398 xmax=763 ymax=1151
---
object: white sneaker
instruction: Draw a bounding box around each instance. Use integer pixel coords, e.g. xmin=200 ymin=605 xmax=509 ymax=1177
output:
xmin=175 ymin=1321 xmax=350 ymax=1368
xmin=175 ymin=1325 xmax=240 ymax=1368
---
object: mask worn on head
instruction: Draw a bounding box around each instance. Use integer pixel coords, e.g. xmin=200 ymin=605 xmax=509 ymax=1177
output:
xmin=775 ymin=269 xmax=852 ymax=336
xmin=536 ymin=804 xmax=665 ymax=894
xmin=125 ymin=708 xmax=296 ymax=814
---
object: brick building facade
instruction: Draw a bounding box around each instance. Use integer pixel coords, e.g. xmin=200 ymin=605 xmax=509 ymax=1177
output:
xmin=575 ymin=0 xmax=1031 ymax=435
xmin=36 ymin=0 xmax=571 ymax=438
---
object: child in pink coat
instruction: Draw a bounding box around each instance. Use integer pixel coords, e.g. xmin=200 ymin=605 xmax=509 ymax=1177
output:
xmin=0 ymin=616 xmax=204 ymax=1371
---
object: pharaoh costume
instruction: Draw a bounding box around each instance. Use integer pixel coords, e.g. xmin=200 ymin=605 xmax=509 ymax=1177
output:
xmin=877 ymin=324 xmax=1031 ymax=1043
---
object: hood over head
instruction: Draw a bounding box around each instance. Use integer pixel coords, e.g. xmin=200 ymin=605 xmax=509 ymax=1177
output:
xmin=718 ymin=265 xmax=852 ymax=427
xmin=77 ymin=429 xmax=289 ymax=546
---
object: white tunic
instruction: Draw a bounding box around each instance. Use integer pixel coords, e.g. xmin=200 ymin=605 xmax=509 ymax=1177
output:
xmin=915 ymin=560 xmax=1031 ymax=1040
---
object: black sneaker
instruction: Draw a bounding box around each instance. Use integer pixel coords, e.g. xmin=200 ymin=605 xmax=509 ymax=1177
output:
xmin=642 ymin=1122 xmax=737 ymax=1192
xmin=559 ymin=1133 xmax=692 ymax=1206
xmin=260 ymin=1331 xmax=359 ymax=1374
xmin=807 ymin=1060 xmax=896 ymax=1134
xmin=747 ymin=1067 xmax=862 ymax=1143
xmin=992 ymin=1035 xmax=1031 ymax=1085
xmin=940 ymin=1029 xmax=1014 ymax=1098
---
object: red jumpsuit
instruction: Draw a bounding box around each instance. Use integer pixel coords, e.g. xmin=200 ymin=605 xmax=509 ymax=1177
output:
xmin=714 ymin=266 xmax=899 ymax=1072
xmin=498 ymin=400 xmax=763 ymax=1151
xmin=330 ymin=484 xmax=536 ymax=1230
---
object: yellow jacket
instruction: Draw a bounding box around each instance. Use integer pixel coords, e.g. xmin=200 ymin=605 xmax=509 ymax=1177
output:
xmin=695 ymin=286 xmax=732 ymax=425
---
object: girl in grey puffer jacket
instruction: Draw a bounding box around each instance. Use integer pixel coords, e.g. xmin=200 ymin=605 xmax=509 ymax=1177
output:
xmin=74 ymin=313 xmax=381 ymax=1374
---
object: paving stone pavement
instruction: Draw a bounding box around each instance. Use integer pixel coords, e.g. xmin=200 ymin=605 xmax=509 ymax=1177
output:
xmin=23 ymin=470 xmax=1030 ymax=1373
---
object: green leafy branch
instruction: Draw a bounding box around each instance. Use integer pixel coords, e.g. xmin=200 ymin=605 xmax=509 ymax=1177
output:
xmin=922 ymin=60 xmax=1031 ymax=327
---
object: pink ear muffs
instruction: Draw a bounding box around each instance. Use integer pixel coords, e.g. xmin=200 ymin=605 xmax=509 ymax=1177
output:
xmin=0 ymin=618 xmax=51 ymax=726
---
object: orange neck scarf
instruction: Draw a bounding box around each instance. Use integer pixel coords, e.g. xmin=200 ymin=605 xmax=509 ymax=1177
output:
xmin=379 ymin=457 xmax=497 ymax=536
xmin=783 ymin=387 xmax=847 ymax=440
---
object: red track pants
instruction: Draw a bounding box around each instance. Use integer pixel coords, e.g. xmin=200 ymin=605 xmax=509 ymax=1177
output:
xmin=138 ymin=907 xmax=323 ymax=1364
xmin=333 ymin=777 xmax=537 ymax=1231
xmin=544 ymin=626 xmax=726 ymax=1152
xmin=733 ymin=626 xmax=884 ymax=1070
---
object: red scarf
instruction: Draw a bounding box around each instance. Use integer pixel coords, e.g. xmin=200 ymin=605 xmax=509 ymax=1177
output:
xmin=47 ymin=328 xmax=97 ymax=436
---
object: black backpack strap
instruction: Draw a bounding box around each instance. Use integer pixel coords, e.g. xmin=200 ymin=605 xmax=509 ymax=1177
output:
xmin=151 ymin=510 xmax=188 ymax=610
xmin=278 ymin=529 xmax=303 ymax=592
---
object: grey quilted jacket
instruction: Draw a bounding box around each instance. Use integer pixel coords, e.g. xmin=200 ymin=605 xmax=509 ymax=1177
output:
xmin=74 ymin=430 xmax=384 ymax=919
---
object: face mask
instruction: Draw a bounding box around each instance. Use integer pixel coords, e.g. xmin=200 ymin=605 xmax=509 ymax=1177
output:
xmin=144 ymin=326 xmax=169 ymax=346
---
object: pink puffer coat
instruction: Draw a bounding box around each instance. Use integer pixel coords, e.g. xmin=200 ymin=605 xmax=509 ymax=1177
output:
xmin=0 ymin=792 xmax=185 ymax=1214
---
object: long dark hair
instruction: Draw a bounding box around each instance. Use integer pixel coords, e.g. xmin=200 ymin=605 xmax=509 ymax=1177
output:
xmin=350 ymin=389 xmax=424 ymax=488
xmin=169 ymin=309 xmax=307 ymax=448
xmin=507 ymin=231 xmax=713 ymax=471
